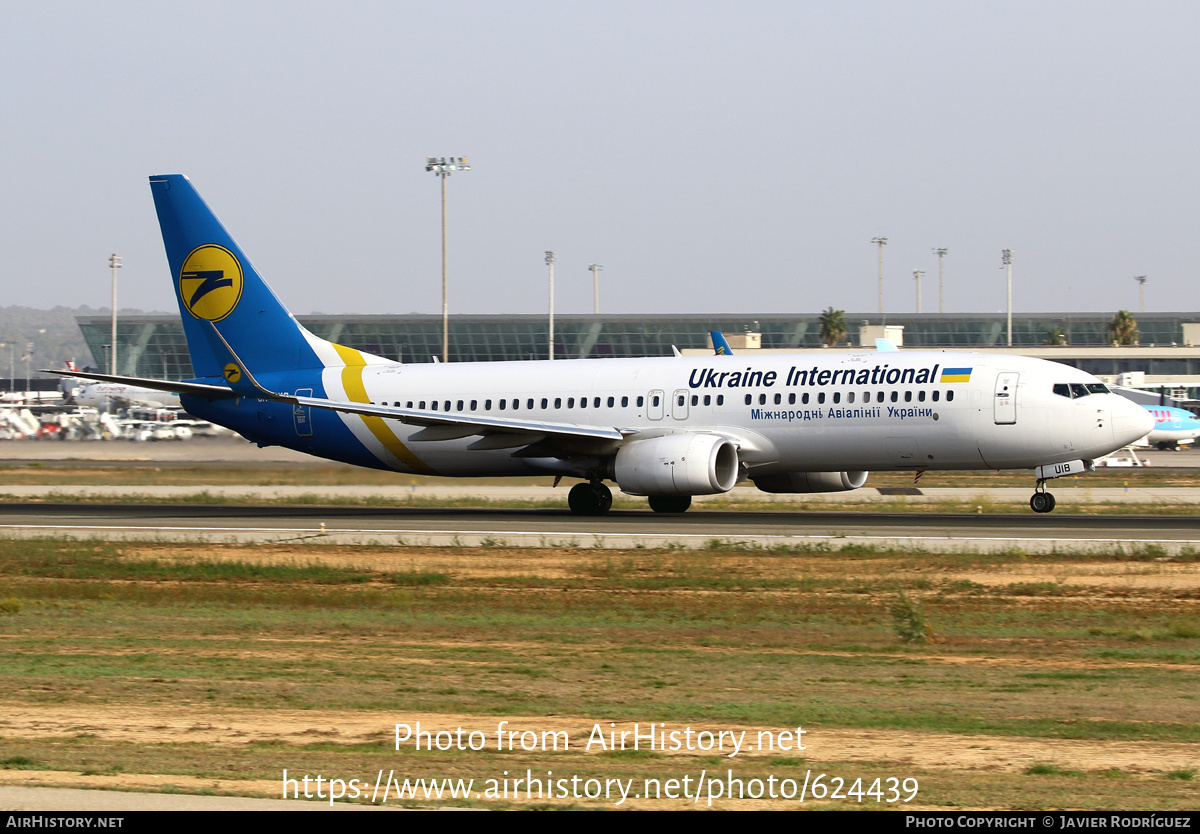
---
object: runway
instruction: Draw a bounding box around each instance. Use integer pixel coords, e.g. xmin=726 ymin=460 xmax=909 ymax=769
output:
xmin=2 ymin=502 xmax=1197 ymax=554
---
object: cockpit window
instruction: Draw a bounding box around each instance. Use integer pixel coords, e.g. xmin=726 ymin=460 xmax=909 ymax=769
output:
xmin=1055 ymin=382 xmax=1110 ymax=399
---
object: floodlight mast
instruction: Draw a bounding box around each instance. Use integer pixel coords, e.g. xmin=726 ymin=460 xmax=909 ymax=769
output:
xmin=545 ymin=251 xmax=557 ymax=360
xmin=589 ymin=263 xmax=603 ymax=314
xmin=913 ymin=269 xmax=924 ymax=313
xmin=109 ymin=253 xmax=122 ymax=375
xmin=1001 ymin=249 xmax=1014 ymax=347
xmin=425 ymin=156 xmax=470 ymax=362
xmin=871 ymin=237 xmax=888 ymax=313
xmin=1135 ymin=275 xmax=1147 ymax=312
xmin=932 ymin=247 xmax=948 ymax=313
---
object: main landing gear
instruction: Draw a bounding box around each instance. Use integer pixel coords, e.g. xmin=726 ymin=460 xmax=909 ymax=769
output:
xmin=567 ymin=481 xmax=613 ymax=516
xmin=1029 ymin=480 xmax=1057 ymax=514
xmin=648 ymin=495 xmax=691 ymax=514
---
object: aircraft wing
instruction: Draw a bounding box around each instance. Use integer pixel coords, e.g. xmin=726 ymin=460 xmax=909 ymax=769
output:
xmin=45 ymin=368 xmax=627 ymax=443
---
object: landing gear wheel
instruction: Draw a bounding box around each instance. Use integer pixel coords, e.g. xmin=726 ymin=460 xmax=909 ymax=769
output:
xmin=594 ymin=482 xmax=613 ymax=514
xmin=648 ymin=495 xmax=692 ymax=514
xmin=568 ymin=482 xmax=613 ymax=516
xmin=1029 ymin=492 xmax=1056 ymax=513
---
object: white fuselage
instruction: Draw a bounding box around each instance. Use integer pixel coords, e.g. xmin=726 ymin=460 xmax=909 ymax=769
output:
xmin=297 ymin=349 xmax=1151 ymax=479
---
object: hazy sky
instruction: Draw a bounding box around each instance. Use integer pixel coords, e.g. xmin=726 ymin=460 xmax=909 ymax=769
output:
xmin=1 ymin=1 xmax=1196 ymax=319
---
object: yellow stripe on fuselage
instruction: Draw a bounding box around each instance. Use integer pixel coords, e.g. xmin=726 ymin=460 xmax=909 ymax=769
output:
xmin=331 ymin=343 xmax=434 ymax=475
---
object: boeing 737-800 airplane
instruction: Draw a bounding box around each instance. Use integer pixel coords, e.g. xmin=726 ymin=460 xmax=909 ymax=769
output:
xmin=53 ymin=175 xmax=1152 ymax=514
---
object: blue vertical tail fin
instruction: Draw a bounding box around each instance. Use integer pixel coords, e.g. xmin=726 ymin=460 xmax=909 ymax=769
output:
xmin=149 ymin=175 xmax=324 ymax=381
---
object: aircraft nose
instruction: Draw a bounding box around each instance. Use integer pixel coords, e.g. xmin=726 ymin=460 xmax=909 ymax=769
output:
xmin=1112 ymin=397 xmax=1155 ymax=446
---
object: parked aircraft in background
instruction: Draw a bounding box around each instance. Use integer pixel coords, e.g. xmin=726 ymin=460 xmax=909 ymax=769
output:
xmin=75 ymin=381 xmax=181 ymax=412
xmin=1140 ymin=404 xmax=1200 ymax=450
xmin=51 ymin=175 xmax=1152 ymax=514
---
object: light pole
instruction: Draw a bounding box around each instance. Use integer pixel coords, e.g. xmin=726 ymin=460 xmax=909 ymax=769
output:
xmin=913 ymin=270 xmax=924 ymax=313
xmin=588 ymin=263 xmax=603 ymax=314
xmin=932 ymin=247 xmax=947 ymax=313
xmin=109 ymin=253 xmax=122 ymax=374
xmin=1135 ymin=275 xmax=1147 ymax=313
xmin=545 ymin=251 xmax=557 ymax=360
xmin=871 ymin=237 xmax=888 ymax=313
xmin=1001 ymin=249 xmax=1014 ymax=347
xmin=425 ymin=156 xmax=470 ymax=362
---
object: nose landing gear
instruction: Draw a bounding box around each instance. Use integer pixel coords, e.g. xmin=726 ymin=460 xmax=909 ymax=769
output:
xmin=1029 ymin=480 xmax=1056 ymax=513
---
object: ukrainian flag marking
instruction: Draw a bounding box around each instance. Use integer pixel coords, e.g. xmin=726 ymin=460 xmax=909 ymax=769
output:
xmin=940 ymin=367 xmax=972 ymax=383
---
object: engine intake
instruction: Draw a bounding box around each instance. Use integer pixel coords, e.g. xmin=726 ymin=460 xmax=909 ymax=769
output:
xmin=614 ymin=434 xmax=739 ymax=496
xmin=752 ymin=471 xmax=869 ymax=493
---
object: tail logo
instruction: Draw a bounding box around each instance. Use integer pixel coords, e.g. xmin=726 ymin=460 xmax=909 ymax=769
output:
xmin=179 ymin=244 xmax=244 ymax=321
xmin=223 ymin=363 xmax=242 ymax=384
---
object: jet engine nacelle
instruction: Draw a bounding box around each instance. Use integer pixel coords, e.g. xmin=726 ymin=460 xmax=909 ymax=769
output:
xmin=752 ymin=470 xmax=869 ymax=493
xmin=614 ymin=433 xmax=739 ymax=496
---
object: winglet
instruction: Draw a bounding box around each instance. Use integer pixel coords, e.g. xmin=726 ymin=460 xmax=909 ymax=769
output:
xmin=710 ymin=331 xmax=734 ymax=356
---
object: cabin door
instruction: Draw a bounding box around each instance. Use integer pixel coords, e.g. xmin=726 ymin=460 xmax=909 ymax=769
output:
xmin=647 ymin=390 xmax=664 ymax=420
xmin=293 ymin=388 xmax=314 ymax=437
xmin=672 ymin=389 xmax=690 ymax=420
xmin=993 ymin=372 xmax=1018 ymax=425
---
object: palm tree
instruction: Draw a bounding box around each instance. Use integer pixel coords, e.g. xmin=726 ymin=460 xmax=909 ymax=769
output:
xmin=1043 ymin=328 xmax=1068 ymax=346
xmin=1108 ymin=310 xmax=1138 ymax=346
xmin=818 ymin=307 xmax=847 ymax=347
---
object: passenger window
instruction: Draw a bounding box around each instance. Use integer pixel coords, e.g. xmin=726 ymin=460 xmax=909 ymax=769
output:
xmin=541 ymin=398 xmax=548 ymax=409
xmin=608 ymin=396 xmax=615 ymax=407
xmin=745 ymin=394 xmax=752 ymax=405
xmin=918 ymin=391 xmax=925 ymax=402
xmin=637 ymin=396 xmax=644 ymax=407
xmin=456 ymin=400 xmax=463 ymax=411
xmin=431 ymin=401 xmax=439 ymax=411
xmin=678 ymin=395 xmax=686 ymax=407
xmin=716 ymin=395 xmax=724 ymax=406
xmin=848 ymin=392 xmax=855 ymax=404
xmin=485 ymin=399 xmax=492 ymax=410
xmin=471 ymin=400 xmax=477 ymax=410
xmin=904 ymin=391 xmax=912 ymax=403
xmin=652 ymin=395 xmax=660 ymax=407
xmin=802 ymin=393 xmax=809 ymax=405
xmin=703 ymin=395 xmax=711 ymax=406
xmin=568 ymin=397 xmax=574 ymax=408
xmin=555 ymin=398 xmax=562 ymax=409
xmin=833 ymin=392 xmax=841 ymax=404
xmin=406 ymin=401 xmax=413 ymax=408
xmin=691 ymin=395 xmax=698 ymax=406
xmin=621 ymin=396 xmax=628 ymax=407
xmin=774 ymin=393 xmax=781 ymax=405
xmin=932 ymin=391 xmax=939 ymax=402
xmin=594 ymin=397 xmax=601 ymax=408
xmin=946 ymin=390 xmax=954 ymax=402
xmin=758 ymin=393 xmax=766 ymax=405
xmin=498 ymin=399 xmax=505 ymax=410
xmin=419 ymin=400 xmax=426 ymax=409
xmin=818 ymin=392 xmax=826 ymax=404
xmin=788 ymin=393 xmax=795 ymax=405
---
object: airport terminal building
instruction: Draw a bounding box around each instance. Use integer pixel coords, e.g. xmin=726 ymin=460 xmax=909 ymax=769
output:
xmin=77 ymin=311 xmax=1200 ymax=398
